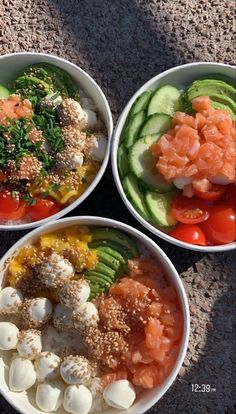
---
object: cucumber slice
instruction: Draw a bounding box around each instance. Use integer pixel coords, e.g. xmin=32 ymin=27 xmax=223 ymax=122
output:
xmin=124 ymin=110 xmax=145 ymax=148
xmin=139 ymin=113 xmax=172 ymax=138
xmin=130 ymin=91 xmax=152 ymax=116
xmin=123 ymin=173 xmax=150 ymax=219
xmin=118 ymin=144 xmax=129 ymax=178
xmin=129 ymin=134 xmax=173 ymax=192
xmin=0 ymin=84 xmax=11 ymax=99
xmin=145 ymin=191 xmax=178 ymax=227
xmin=147 ymin=85 xmax=181 ymax=116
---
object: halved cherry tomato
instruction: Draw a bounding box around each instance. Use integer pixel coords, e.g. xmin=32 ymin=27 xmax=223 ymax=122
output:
xmin=201 ymin=205 xmax=236 ymax=244
xmin=171 ymin=195 xmax=210 ymax=224
xmin=195 ymin=184 xmax=226 ymax=201
xmin=170 ymin=224 xmax=207 ymax=245
xmin=219 ymin=184 xmax=236 ymax=206
xmin=28 ymin=198 xmax=61 ymax=221
xmin=0 ymin=191 xmax=27 ymax=220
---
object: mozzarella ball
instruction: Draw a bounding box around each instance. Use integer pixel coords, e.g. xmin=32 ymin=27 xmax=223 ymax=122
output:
xmin=9 ymin=357 xmax=36 ymax=392
xmin=63 ymin=385 xmax=92 ymax=414
xmin=83 ymin=109 xmax=97 ymax=129
xmin=53 ymin=304 xmax=73 ymax=330
xmin=86 ymin=135 xmax=107 ymax=162
xmin=35 ymin=351 xmax=61 ymax=381
xmin=17 ymin=329 xmax=42 ymax=359
xmin=60 ymin=356 xmax=91 ymax=385
xmin=173 ymin=176 xmax=192 ymax=190
xmin=22 ymin=297 xmax=52 ymax=327
xmin=39 ymin=253 xmax=74 ymax=288
xmin=0 ymin=322 xmax=19 ymax=350
xmin=0 ymin=287 xmax=23 ymax=313
xmin=59 ymin=280 xmax=90 ymax=310
xmin=71 ymin=152 xmax=84 ymax=168
xmin=58 ymin=99 xmax=87 ymax=126
xmin=36 ymin=380 xmax=65 ymax=412
xmin=73 ymin=302 xmax=99 ymax=329
xmin=103 ymin=380 xmax=136 ymax=410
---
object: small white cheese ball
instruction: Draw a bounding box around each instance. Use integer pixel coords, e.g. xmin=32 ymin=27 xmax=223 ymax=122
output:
xmin=86 ymin=135 xmax=107 ymax=162
xmin=39 ymin=253 xmax=75 ymax=288
xmin=23 ymin=297 xmax=53 ymax=327
xmin=0 ymin=322 xmax=19 ymax=350
xmin=103 ymin=380 xmax=136 ymax=410
xmin=53 ymin=304 xmax=73 ymax=330
xmin=71 ymin=152 xmax=84 ymax=168
xmin=73 ymin=302 xmax=99 ymax=329
xmin=0 ymin=287 xmax=23 ymax=312
xmin=63 ymin=385 xmax=92 ymax=414
xmin=35 ymin=351 xmax=61 ymax=381
xmin=83 ymin=109 xmax=97 ymax=128
xmin=17 ymin=329 xmax=42 ymax=359
xmin=9 ymin=357 xmax=36 ymax=392
xmin=59 ymin=280 xmax=90 ymax=310
xmin=60 ymin=356 xmax=91 ymax=385
xmin=36 ymin=379 xmax=65 ymax=412
xmin=58 ymin=99 xmax=87 ymax=126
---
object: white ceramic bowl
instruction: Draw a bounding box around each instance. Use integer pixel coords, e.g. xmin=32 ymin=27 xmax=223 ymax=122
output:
xmin=112 ymin=62 xmax=236 ymax=252
xmin=0 ymin=52 xmax=113 ymax=231
xmin=0 ymin=216 xmax=190 ymax=414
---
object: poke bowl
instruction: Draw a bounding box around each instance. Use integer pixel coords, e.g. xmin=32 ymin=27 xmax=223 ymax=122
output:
xmin=0 ymin=52 xmax=113 ymax=231
xmin=0 ymin=216 xmax=189 ymax=414
xmin=111 ymin=62 xmax=236 ymax=252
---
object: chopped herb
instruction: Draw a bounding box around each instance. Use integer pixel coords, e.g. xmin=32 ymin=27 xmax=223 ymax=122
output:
xmin=11 ymin=191 xmax=17 ymax=198
xmin=21 ymin=194 xmax=37 ymax=206
xmin=84 ymin=129 xmax=92 ymax=137
xmin=82 ymin=176 xmax=88 ymax=183
xmin=41 ymin=191 xmax=50 ymax=199
xmin=33 ymin=107 xmax=64 ymax=151
xmin=51 ymin=183 xmax=61 ymax=192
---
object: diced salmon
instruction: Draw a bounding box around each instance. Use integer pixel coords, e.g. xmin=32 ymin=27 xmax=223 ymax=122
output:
xmin=192 ymin=96 xmax=211 ymax=112
xmin=0 ymin=94 xmax=33 ymax=126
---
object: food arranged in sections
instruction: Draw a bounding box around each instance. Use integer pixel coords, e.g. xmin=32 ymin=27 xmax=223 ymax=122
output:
xmin=0 ymin=64 xmax=107 ymax=224
xmin=118 ymin=76 xmax=236 ymax=246
xmin=0 ymin=225 xmax=183 ymax=413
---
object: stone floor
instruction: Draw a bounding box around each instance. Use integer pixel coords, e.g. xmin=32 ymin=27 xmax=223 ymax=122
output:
xmin=0 ymin=1 xmax=235 ymax=413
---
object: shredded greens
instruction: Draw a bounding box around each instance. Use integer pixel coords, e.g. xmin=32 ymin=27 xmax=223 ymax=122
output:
xmin=33 ymin=106 xmax=64 ymax=151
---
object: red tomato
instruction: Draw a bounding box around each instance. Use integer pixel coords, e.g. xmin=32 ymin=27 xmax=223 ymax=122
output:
xmin=172 ymin=195 xmax=210 ymax=224
xmin=195 ymin=184 xmax=226 ymax=201
xmin=201 ymin=205 xmax=236 ymax=244
xmin=170 ymin=224 xmax=207 ymax=245
xmin=0 ymin=191 xmax=27 ymax=220
xmin=28 ymin=198 xmax=61 ymax=221
xmin=219 ymin=184 xmax=236 ymax=206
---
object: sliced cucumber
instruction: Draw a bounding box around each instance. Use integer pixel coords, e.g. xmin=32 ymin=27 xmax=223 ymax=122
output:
xmin=130 ymin=91 xmax=152 ymax=116
xmin=129 ymin=134 xmax=173 ymax=192
xmin=145 ymin=191 xmax=178 ymax=227
xmin=139 ymin=113 xmax=172 ymax=138
xmin=0 ymin=84 xmax=10 ymax=99
xmin=124 ymin=110 xmax=145 ymax=148
xmin=123 ymin=173 xmax=150 ymax=219
xmin=147 ymin=85 xmax=181 ymax=116
xmin=118 ymin=144 xmax=129 ymax=178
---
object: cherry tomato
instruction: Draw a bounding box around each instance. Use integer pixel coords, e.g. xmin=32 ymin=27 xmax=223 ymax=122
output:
xmin=28 ymin=198 xmax=61 ymax=221
xmin=195 ymin=184 xmax=226 ymax=201
xmin=201 ymin=205 xmax=236 ymax=244
xmin=172 ymin=195 xmax=210 ymax=224
xmin=0 ymin=191 xmax=27 ymax=220
xmin=219 ymin=184 xmax=236 ymax=206
xmin=170 ymin=224 xmax=207 ymax=245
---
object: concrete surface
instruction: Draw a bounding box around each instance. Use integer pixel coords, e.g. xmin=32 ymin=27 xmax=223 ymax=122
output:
xmin=0 ymin=1 xmax=235 ymax=413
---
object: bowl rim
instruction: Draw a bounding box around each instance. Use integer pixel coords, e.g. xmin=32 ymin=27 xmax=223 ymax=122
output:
xmin=111 ymin=61 xmax=236 ymax=252
xmin=0 ymin=215 xmax=190 ymax=414
xmin=0 ymin=52 xmax=113 ymax=231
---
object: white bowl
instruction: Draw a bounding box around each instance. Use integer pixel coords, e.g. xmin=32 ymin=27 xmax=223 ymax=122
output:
xmin=0 ymin=216 xmax=190 ymax=414
xmin=0 ymin=52 xmax=113 ymax=231
xmin=111 ymin=62 xmax=236 ymax=252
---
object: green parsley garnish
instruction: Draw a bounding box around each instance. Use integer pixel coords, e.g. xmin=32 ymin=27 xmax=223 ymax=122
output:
xmin=51 ymin=183 xmax=61 ymax=192
xmin=21 ymin=194 xmax=37 ymax=206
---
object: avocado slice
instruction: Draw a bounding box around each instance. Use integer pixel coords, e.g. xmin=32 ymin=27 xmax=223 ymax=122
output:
xmin=96 ymin=250 xmax=126 ymax=275
xmin=89 ymin=240 xmax=131 ymax=259
xmin=90 ymin=228 xmax=140 ymax=258
xmin=85 ymin=270 xmax=113 ymax=285
xmin=211 ymin=101 xmax=236 ymax=120
xmin=198 ymin=73 xmax=235 ymax=88
xmin=94 ymin=246 xmax=128 ymax=268
xmin=93 ymin=262 xmax=117 ymax=279
xmin=184 ymin=79 xmax=236 ymax=104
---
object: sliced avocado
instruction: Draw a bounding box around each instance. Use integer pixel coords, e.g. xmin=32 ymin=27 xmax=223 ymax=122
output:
xmin=89 ymin=239 xmax=131 ymax=259
xmin=0 ymin=84 xmax=10 ymax=99
xmin=184 ymin=79 xmax=236 ymax=104
xmin=209 ymin=93 xmax=236 ymax=113
xmin=94 ymin=246 xmax=128 ymax=268
xmin=96 ymin=250 xmax=126 ymax=275
xmin=211 ymin=101 xmax=236 ymax=120
xmin=93 ymin=262 xmax=117 ymax=279
xmin=198 ymin=73 xmax=235 ymax=88
xmin=85 ymin=270 xmax=113 ymax=285
xmin=90 ymin=228 xmax=140 ymax=258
